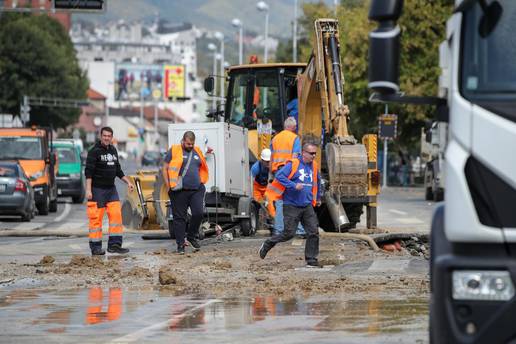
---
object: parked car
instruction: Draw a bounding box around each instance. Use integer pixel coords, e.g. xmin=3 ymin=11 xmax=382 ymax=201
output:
xmin=52 ymin=140 xmax=85 ymax=204
xmin=142 ymin=151 xmax=162 ymax=166
xmin=0 ymin=161 xmax=35 ymax=221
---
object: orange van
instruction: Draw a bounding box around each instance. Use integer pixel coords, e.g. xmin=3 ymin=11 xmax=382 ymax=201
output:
xmin=0 ymin=127 xmax=58 ymax=215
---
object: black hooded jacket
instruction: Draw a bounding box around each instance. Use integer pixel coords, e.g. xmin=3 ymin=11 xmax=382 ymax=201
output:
xmin=85 ymin=141 xmax=124 ymax=188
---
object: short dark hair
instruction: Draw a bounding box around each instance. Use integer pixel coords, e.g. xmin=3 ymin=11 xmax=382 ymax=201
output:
xmin=302 ymin=142 xmax=318 ymax=151
xmin=100 ymin=127 xmax=113 ymax=135
xmin=183 ymin=131 xmax=195 ymax=141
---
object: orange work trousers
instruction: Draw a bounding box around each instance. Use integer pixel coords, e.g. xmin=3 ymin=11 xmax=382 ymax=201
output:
xmin=87 ymin=200 xmax=123 ymax=248
xmin=253 ymin=181 xmax=267 ymax=203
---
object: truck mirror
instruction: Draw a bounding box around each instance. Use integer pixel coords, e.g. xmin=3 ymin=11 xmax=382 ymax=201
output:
xmin=368 ymin=0 xmax=403 ymax=21
xmin=368 ymin=0 xmax=403 ymax=95
xmin=204 ymin=76 xmax=215 ymax=94
xmin=479 ymin=1 xmax=502 ymax=38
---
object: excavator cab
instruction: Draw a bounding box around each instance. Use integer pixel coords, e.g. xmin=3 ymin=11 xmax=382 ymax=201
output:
xmin=225 ymin=63 xmax=305 ymax=160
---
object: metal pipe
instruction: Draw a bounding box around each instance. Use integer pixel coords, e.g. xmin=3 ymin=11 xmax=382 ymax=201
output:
xmin=328 ymin=34 xmax=343 ymax=106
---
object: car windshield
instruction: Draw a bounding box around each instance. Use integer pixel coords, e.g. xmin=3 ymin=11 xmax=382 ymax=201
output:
xmin=0 ymin=165 xmax=18 ymax=177
xmin=57 ymin=147 xmax=78 ymax=163
xmin=0 ymin=137 xmax=43 ymax=160
xmin=144 ymin=151 xmax=160 ymax=158
xmin=461 ymin=0 xmax=516 ymax=100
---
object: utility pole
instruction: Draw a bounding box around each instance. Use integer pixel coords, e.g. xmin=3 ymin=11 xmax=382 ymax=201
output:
xmin=293 ymin=0 xmax=298 ymax=63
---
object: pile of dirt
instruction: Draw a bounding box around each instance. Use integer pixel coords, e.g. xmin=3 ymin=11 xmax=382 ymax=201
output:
xmin=158 ymin=267 xmax=178 ymax=285
xmin=210 ymin=259 xmax=232 ymax=270
xmin=39 ymin=256 xmax=55 ymax=265
xmin=125 ymin=267 xmax=153 ymax=279
xmin=68 ymin=255 xmax=105 ymax=268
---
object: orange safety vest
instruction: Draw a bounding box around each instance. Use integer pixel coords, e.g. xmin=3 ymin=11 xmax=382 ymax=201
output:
xmin=167 ymin=144 xmax=209 ymax=189
xmin=265 ymin=159 xmax=318 ymax=217
xmin=270 ymin=130 xmax=298 ymax=173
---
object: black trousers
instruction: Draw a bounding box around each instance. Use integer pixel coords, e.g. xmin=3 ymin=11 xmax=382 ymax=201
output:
xmin=264 ymin=204 xmax=319 ymax=263
xmin=169 ymin=184 xmax=205 ymax=246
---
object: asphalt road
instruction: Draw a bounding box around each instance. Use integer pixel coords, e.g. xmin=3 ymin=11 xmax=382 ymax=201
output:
xmin=0 ymin=161 xmax=436 ymax=343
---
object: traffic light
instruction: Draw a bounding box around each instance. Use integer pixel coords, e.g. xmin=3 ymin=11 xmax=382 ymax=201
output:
xmin=53 ymin=0 xmax=105 ymax=11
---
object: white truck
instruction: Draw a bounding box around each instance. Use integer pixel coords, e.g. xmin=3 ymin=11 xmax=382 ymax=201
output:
xmin=368 ymin=0 xmax=516 ymax=342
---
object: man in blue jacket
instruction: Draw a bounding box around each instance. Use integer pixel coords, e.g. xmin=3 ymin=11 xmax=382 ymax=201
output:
xmin=259 ymin=142 xmax=321 ymax=267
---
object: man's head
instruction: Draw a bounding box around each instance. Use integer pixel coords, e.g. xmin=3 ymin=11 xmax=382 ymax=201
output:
xmin=181 ymin=131 xmax=196 ymax=152
xmin=284 ymin=117 xmax=297 ymax=132
xmin=260 ymin=148 xmax=271 ymax=168
xmin=301 ymin=142 xmax=317 ymax=164
xmin=100 ymin=127 xmax=114 ymax=147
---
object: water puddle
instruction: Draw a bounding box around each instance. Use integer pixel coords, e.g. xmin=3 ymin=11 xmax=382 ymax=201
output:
xmin=0 ymin=288 xmax=428 ymax=343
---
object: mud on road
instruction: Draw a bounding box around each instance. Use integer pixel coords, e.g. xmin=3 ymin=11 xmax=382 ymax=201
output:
xmin=0 ymin=234 xmax=429 ymax=300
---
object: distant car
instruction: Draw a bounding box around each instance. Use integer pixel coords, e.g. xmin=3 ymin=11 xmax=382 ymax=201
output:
xmin=118 ymin=150 xmax=129 ymax=160
xmin=0 ymin=161 xmax=35 ymax=221
xmin=52 ymin=140 xmax=85 ymax=204
xmin=142 ymin=151 xmax=162 ymax=166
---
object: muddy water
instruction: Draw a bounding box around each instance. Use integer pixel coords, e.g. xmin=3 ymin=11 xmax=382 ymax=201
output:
xmin=0 ymin=288 xmax=428 ymax=343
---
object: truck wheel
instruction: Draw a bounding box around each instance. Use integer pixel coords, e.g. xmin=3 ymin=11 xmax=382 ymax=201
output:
xmin=49 ymin=198 xmax=58 ymax=213
xmin=240 ymin=203 xmax=257 ymax=236
xmin=21 ymin=212 xmax=31 ymax=222
xmin=153 ymin=171 xmax=170 ymax=230
xmin=37 ymin=193 xmax=50 ymax=215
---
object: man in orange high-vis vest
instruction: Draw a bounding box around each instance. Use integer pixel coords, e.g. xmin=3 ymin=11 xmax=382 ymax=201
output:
xmin=85 ymin=127 xmax=134 ymax=256
xmin=162 ymin=131 xmax=209 ymax=254
xmin=270 ymin=117 xmax=303 ymax=236
xmin=260 ymin=142 xmax=321 ymax=267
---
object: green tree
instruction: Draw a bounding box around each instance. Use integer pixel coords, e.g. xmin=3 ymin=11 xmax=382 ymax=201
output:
xmin=0 ymin=13 xmax=88 ymax=128
xmin=276 ymin=1 xmax=453 ymax=151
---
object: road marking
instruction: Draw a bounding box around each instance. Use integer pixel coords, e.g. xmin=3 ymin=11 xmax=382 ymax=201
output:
xmin=389 ymin=209 xmax=408 ymax=216
xmin=54 ymin=203 xmax=71 ymax=223
xmin=124 ymin=241 xmax=134 ymax=248
xmin=69 ymin=244 xmax=82 ymax=250
xmin=368 ymin=259 xmax=410 ymax=272
xmin=398 ymin=217 xmax=425 ymax=224
xmin=108 ymin=299 xmax=221 ymax=343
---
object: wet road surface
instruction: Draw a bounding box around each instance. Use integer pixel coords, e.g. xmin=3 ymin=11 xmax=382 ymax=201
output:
xmin=0 ymin=288 xmax=428 ymax=343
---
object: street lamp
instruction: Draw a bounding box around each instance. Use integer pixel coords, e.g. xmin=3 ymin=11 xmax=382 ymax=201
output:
xmin=256 ymin=1 xmax=269 ymax=63
xmin=293 ymin=0 xmax=298 ymax=63
xmin=231 ymin=18 xmax=244 ymax=65
xmin=214 ymin=31 xmax=225 ymax=98
xmin=207 ymin=43 xmax=218 ymax=110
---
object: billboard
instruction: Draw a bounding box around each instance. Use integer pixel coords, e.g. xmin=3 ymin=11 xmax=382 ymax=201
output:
xmin=164 ymin=65 xmax=186 ymax=99
xmin=115 ymin=64 xmax=163 ymax=101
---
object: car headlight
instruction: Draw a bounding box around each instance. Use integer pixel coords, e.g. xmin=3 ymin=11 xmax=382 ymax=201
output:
xmin=31 ymin=170 xmax=44 ymax=180
xmin=69 ymin=173 xmax=81 ymax=179
xmin=453 ymin=270 xmax=515 ymax=301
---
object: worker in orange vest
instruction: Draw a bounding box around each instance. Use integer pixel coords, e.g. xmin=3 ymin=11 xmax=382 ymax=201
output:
xmin=250 ymin=148 xmax=271 ymax=203
xmin=162 ymin=131 xmax=209 ymax=254
xmin=270 ymin=117 xmax=303 ymax=236
xmin=85 ymin=127 xmax=133 ymax=256
xmin=260 ymin=142 xmax=321 ymax=267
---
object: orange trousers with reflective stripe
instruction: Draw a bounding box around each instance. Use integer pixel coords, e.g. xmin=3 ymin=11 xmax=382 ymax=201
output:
xmin=253 ymin=181 xmax=267 ymax=203
xmin=87 ymin=201 xmax=123 ymax=246
xmin=86 ymin=287 xmax=123 ymax=324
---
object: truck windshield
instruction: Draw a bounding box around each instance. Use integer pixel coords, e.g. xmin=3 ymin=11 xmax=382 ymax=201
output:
xmin=56 ymin=147 xmax=78 ymax=163
xmin=461 ymin=1 xmax=516 ymax=100
xmin=0 ymin=137 xmax=43 ymax=160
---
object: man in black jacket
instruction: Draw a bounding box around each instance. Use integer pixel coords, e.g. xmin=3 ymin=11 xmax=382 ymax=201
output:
xmin=85 ymin=127 xmax=134 ymax=255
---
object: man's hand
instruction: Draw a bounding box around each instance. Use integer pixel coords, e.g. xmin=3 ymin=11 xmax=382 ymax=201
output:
xmin=86 ymin=189 xmax=92 ymax=200
xmin=127 ymin=183 xmax=134 ymax=193
xmin=295 ymin=183 xmax=303 ymax=191
xmin=316 ymin=200 xmax=322 ymax=207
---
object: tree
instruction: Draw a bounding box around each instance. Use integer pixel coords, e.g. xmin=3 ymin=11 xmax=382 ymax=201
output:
xmin=276 ymin=0 xmax=453 ymax=151
xmin=0 ymin=13 xmax=88 ymax=128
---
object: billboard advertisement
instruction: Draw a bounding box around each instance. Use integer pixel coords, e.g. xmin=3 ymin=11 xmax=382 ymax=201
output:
xmin=115 ymin=64 xmax=163 ymax=101
xmin=164 ymin=65 xmax=186 ymax=99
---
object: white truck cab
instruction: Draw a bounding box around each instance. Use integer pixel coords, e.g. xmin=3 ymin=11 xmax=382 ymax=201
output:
xmin=368 ymin=0 xmax=516 ymax=342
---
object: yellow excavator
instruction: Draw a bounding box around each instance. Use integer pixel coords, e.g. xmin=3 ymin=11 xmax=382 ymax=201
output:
xmin=206 ymin=18 xmax=380 ymax=231
xmin=123 ymin=19 xmax=380 ymax=233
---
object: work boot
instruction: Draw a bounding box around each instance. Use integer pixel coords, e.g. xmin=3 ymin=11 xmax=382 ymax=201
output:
xmin=177 ymin=244 xmax=185 ymax=255
xmin=107 ymin=245 xmax=129 ymax=254
xmin=91 ymin=247 xmax=106 ymax=256
xmin=306 ymin=260 xmax=320 ymax=268
xmin=259 ymin=242 xmax=270 ymax=259
xmin=187 ymin=238 xmax=201 ymax=251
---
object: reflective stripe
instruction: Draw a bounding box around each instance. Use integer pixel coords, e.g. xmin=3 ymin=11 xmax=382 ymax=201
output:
xmin=272 ymin=149 xmax=292 ymax=154
xmin=109 ymin=233 xmax=123 ymax=237
xmin=272 ymin=158 xmax=286 ymax=163
xmin=88 ymin=228 xmax=102 ymax=233
xmin=168 ymin=167 xmax=179 ymax=172
xmin=109 ymin=223 xmax=122 ymax=227
xmin=169 ymin=177 xmax=178 ymax=182
xmin=267 ymin=184 xmax=283 ymax=194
